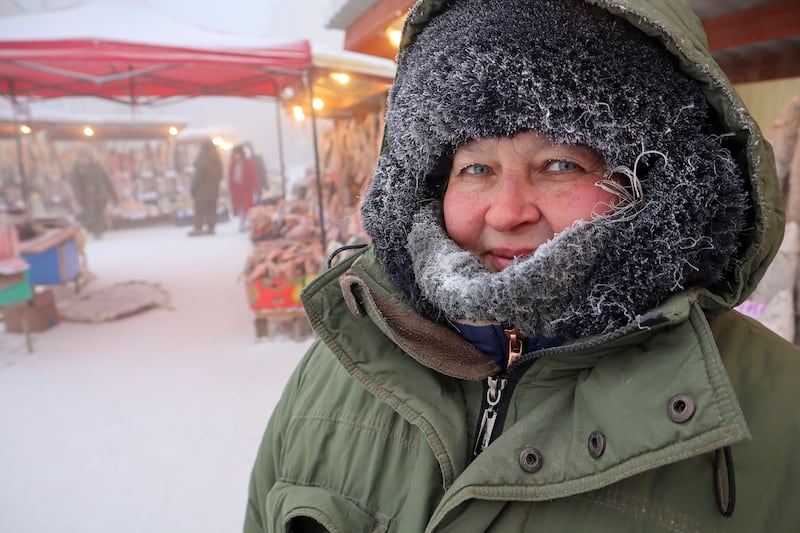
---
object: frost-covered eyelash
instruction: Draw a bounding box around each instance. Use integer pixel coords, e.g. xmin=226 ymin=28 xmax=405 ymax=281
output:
xmin=457 ymin=162 xmax=490 ymax=174
xmin=544 ymin=159 xmax=580 ymax=171
xmin=455 ymin=159 xmax=582 ymax=174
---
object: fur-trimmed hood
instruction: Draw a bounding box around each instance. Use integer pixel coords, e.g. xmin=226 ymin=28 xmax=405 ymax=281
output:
xmin=360 ymin=0 xmax=784 ymax=340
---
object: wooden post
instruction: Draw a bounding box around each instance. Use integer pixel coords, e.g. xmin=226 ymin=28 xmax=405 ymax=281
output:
xmin=306 ymin=68 xmax=326 ymax=253
xmin=10 ymin=81 xmax=29 ymax=209
xmin=274 ymin=97 xmax=288 ymax=199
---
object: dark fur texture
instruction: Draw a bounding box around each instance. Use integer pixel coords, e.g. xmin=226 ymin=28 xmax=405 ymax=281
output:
xmin=361 ymin=0 xmax=748 ymax=338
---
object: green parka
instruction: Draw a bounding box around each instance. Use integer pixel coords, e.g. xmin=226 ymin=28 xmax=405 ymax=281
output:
xmin=244 ymin=1 xmax=800 ymax=532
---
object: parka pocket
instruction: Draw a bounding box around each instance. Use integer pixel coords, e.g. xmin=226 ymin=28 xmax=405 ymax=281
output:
xmin=266 ymin=481 xmax=389 ymax=533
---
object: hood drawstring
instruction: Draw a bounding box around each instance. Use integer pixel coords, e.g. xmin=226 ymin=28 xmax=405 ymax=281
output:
xmin=327 ymin=243 xmax=368 ymax=269
xmin=714 ymin=446 xmax=736 ymax=517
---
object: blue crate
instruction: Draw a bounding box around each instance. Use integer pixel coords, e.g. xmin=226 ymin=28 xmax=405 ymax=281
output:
xmin=22 ymin=238 xmax=79 ymax=285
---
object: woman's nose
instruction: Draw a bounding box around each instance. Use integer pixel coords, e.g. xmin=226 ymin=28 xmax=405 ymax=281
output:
xmin=484 ymin=175 xmax=541 ymax=231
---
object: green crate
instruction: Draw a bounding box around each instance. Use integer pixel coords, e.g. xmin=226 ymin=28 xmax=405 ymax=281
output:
xmin=0 ymin=270 xmax=33 ymax=307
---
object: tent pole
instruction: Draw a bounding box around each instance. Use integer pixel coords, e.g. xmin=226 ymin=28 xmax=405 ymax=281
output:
xmin=9 ymin=81 xmax=28 ymax=210
xmin=306 ymin=68 xmax=326 ymax=254
xmin=127 ymin=64 xmax=136 ymax=108
xmin=274 ymin=96 xmax=287 ymax=199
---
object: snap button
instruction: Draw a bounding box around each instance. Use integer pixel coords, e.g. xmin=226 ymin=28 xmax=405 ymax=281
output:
xmin=667 ymin=393 xmax=695 ymax=423
xmin=519 ymin=447 xmax=543 ymax=473
xmin=588 ymin=431 xmax=606 ymax=458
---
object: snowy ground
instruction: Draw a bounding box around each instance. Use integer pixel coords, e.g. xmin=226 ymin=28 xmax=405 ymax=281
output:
xmin=0 ymin=219 xmax=311 ymax=533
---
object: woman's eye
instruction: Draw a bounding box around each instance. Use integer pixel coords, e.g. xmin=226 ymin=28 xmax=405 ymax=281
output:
xmin=461 ymin=163 xmax=492 ymax=175
xmin=546 ymin=160 xmax=579 ymax=172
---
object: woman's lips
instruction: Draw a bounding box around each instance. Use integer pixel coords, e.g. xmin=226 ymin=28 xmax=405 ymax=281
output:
xmin=488 ymin=248 xmax=535 ymax=271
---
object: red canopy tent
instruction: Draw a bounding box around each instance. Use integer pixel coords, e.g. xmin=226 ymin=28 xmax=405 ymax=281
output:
xmin=0 ymin=38 xmax=311 ymax=103
xmin=0 ymin=1 xmax=397 ymax=249
xmin=0 ymin=0 xmax=313 ymax=101
xmin=0 ymin=36 xmax=318 ymax=240
xmin=0 ymin=36 xmax=322 ymax=246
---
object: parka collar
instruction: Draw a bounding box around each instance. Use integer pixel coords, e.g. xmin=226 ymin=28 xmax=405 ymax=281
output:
xmin=336 ymin=247 xmax=500 ymax=381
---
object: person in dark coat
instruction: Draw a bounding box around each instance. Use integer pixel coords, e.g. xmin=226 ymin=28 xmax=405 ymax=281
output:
xmin=70 ymin=148 xmax=117 ymax=238
xmin=188 ymin=139 xmax=223 ymax=236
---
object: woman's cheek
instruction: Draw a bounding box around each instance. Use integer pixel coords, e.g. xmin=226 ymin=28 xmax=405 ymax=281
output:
xmin=443 ymin=189 xmax=482 ymax=249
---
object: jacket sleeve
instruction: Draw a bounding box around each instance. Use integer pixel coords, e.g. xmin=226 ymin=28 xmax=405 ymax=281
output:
xmin=243 ymin=345 xmax=314 ymax=533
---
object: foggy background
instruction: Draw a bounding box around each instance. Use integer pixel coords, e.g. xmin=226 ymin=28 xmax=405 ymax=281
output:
xmin=0 ymin=0 xmax=349 ymax=186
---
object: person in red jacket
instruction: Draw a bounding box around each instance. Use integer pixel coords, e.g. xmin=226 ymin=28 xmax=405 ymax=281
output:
xmin=228 ymin=144 xmax=259 ymax=232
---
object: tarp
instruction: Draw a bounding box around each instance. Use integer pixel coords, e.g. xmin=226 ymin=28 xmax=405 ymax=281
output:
xmin=0 ymin=0 xmax=311 ymax=102
xmin=0 ymin=38 xmax=310 ymax=101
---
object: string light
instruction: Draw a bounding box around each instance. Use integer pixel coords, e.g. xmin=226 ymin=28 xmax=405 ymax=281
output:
xmin=386 ymin=28 xmax=402 ymax=48
xmin=330 ymin=72 xmax=351 ymax=85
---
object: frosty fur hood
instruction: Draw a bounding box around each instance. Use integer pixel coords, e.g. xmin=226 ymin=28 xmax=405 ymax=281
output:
xmin=360 ymin=0 xmax=784 ymax=339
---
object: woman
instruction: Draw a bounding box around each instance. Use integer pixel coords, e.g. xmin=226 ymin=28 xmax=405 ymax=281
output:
xmin=244 ymin=0 xmax=800 ymax=531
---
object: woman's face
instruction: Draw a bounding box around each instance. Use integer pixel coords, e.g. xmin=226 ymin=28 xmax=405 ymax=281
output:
xmin=443 ymin=130 xmax=618 ymax=272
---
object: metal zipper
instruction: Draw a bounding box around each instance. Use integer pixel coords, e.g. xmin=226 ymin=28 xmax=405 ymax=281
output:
xmin=473 ymin=327 xmax=523 ymax=457
xmin=473 ymin=375 xmax=508 ymax=456
xmin=505 ymin=327 xmax=524 ymax=367
xmin=472 ymin=322 xmax=642 ymax=458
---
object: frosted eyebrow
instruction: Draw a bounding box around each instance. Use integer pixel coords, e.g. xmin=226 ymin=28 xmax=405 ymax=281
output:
xmin=453 ymin=145 xmax=486 ymax=158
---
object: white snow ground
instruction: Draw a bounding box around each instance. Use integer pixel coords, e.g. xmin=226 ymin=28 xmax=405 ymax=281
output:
xmin=0 ymin=219 xmax=312 ymax=533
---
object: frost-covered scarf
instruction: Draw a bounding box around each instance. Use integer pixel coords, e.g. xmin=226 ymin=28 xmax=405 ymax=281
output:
xmin=360 ymin=0 xmax=748 ymax=339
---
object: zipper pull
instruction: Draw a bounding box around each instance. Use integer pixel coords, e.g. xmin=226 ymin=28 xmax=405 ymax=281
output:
xmin=473 ymin=376 xmax=507 ymax=456
xmin=504 ymin=327 xmax=525 ymax=368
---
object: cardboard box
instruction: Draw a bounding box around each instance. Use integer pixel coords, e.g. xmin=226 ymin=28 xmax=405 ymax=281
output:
xmin=3 ymin=288 xmax=59 ymax=332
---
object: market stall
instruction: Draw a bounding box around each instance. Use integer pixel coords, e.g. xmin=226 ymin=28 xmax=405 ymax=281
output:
xmin=0 ymin=117 xmax=229 ymax=230
xmin=241 ymin=104 xmax=387 ymax=338
xmin=0 ymin=0 xmax=395 ymax=338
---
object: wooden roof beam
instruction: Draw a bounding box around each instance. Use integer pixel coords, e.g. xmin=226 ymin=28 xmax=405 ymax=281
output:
xmin=343 ymin=0 xmax=414 ymax=59
xmin=715 ymin=44 xmax=800 ymax=83
xmin=703 ymin=0 xmax=800 ymax=51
